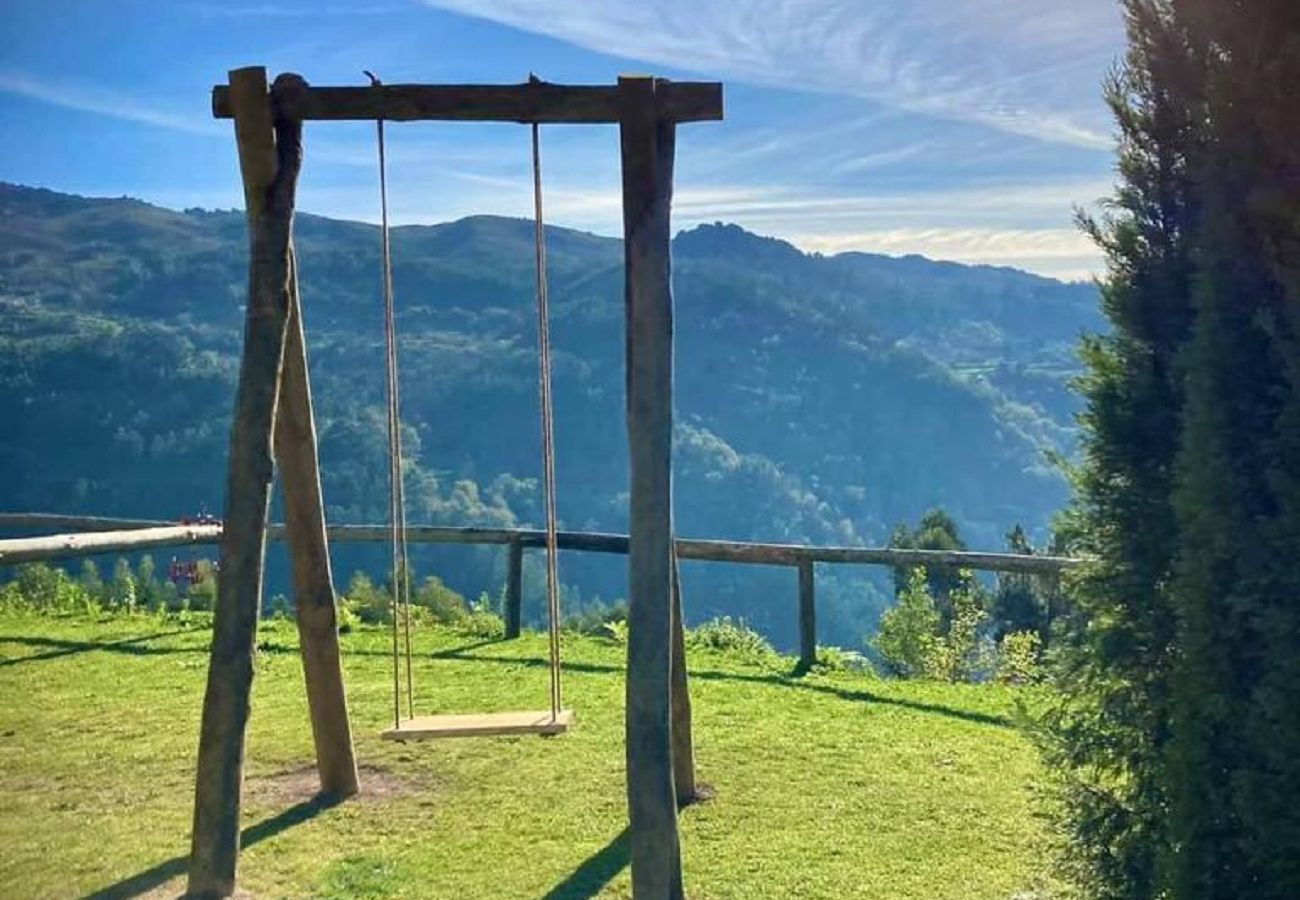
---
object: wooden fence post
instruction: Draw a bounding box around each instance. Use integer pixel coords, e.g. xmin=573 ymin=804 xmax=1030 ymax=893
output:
xmin=670 ymin=551 xmax=697 ymax=805
xmin=620 ymin=75 xmax=684 ymax=900
xmin=797 ymin=556 xmax=816 ymax=673
xmin=276 ymin=256 xmax=359 ymax=799
xmin=504 ymin=539 xmax=523 ymax=639
xmin=187 ymin=67 xmax=304 ymax=900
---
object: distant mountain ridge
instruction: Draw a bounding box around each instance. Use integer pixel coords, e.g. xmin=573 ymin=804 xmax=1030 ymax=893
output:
xmin=0 ymin=183 xmax=1100 ymax=646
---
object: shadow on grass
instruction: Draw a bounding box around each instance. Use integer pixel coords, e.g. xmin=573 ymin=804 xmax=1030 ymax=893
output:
xmin=423 ymin=651 xmax=1013 ymax=729
xmin=539 ymin=827 xmax=630 ymax=900
xmin=81 ymin=794 xmax=342 ymax=900
xmin=0 ymin=628 xmax=203 ymax=668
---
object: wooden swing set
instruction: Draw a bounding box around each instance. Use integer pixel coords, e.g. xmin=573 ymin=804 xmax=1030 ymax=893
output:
xmin=188 ymin=67 xmax=722 ymax=900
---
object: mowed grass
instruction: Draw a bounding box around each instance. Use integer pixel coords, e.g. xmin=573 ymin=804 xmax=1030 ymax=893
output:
xmin=0 ymin=611 xmax=1057 ymax=899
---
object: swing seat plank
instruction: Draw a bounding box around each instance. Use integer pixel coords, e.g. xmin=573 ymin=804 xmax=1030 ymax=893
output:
xmin=382 ymin=709 xmax=574 ymax=740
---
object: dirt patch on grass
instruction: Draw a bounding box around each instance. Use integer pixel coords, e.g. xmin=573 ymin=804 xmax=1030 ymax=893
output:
xmin=246 ymin=762 xmax=430 ymax=806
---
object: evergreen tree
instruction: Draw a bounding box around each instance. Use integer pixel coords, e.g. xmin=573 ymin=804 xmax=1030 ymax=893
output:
xmin=1161 ymin=2 xmax=1300 ymax=895
xmin=1041 ymin=2 xmax=1203 ymax=896
xmin=1047 ymin=2 xmax=1300 ymax=897
xmin=888 ymin=507 xmax=966 ymax=616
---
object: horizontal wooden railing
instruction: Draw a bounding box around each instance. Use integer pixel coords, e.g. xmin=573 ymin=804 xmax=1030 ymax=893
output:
xmin=0 ymin=512 xmax=1083 ymax=667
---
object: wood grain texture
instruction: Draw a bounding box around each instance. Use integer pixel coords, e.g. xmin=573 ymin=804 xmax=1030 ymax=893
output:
xmin=187 ymin=67 xmax=303 ymax=900
xmin=797 ymin=557 xmax=817 ymax=673
xmin=212 ymin=80 xmax=722 ymax=124
xmin=0 ymin=515 xmax=1083 ymax=576
xmin=670 ymin=552 xmax=697 ymax=806
xmin=504 ymin=540 xmax=524 ymax=639
xmin=276 ymin=253 xmax=359 ymax=799
xmin=381 ymin=709 xmax=574 ymax=740
xmin=620 ymin=75 xmax=685 ymax=900
xmin=0 ymin=525 xmax=222 ymax=564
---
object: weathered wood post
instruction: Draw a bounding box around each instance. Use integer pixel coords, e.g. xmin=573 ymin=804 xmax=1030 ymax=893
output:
xmin=276 ymin=255 xmax=359 ymax=799
xmin=797 ymin=556 xmax=817 ymax=673
xmin=670 ymin=551 xmax=697 ymax=805
xmin=620 ymin=75 xmax=685 ymax=900
xmin=504 ymin=539 xmax=523 ymax=639
xmin=187 ymin=67 xmax=305 ymax=899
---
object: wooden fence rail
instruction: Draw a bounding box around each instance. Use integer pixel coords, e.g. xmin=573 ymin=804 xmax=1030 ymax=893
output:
xmin=0 ymin=512 xmax=1083 ymax=667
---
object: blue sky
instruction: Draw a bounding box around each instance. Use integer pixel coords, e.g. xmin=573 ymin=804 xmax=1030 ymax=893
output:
xmin=1 ymin=1 xmax=1125 ymax=280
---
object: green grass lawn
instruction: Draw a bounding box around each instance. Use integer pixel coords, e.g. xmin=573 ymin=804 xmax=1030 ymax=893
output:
xmin=0 ymin=611 xmax=1057 ymax=899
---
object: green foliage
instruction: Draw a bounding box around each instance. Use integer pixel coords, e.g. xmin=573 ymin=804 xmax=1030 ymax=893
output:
xmin=1 ymin=563 xmax=99 ymax=615
xmin=990 ymin=525 xmax=1067 ymax=644
xmin=995 ymin=631 xmax=1042 ymax=685
xmin=563 ymin=598 xmax=628 ymax=637
xmin=888 ymin=509 xmax=967 ymax=611
xmin=810 ymin=645 xmax=874 ymax=675
xmin=873 ymin=568 xmax=941 ymax=678
xmin=0 ymin=183 xmax=1102 ymax=650
xmin=1042 ymin=4 xmax=1300 ymax=899
xmin=411 ymin=575 xmax=469 ymax=625
xmin=342 ymin=572 xmax=390 ymax=624
xmin=925 ymin=577 xmax=990 ymax=683
xmin=108 ymin=558 xmax=137 ymax=612
xmin=687 ymin=616 xmax=780 ymax=665
xmin=185 ymin=561 xmax=218 ymax=612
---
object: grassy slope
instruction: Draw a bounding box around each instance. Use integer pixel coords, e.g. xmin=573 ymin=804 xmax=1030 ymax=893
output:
xmin=0 ymin=612 xmax=1055 ymax=899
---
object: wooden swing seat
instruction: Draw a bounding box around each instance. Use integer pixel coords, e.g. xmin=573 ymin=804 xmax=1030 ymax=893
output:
xmin=381 ymin=708 xmax=574 ymax=741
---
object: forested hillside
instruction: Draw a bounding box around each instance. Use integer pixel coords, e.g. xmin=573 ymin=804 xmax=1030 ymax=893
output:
xmin=0 ymin=183 xmax=1100 ymax=646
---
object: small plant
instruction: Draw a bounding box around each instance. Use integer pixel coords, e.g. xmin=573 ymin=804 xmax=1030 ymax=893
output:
xmin=687 ymin=616 xmax=779 ymax=664
xmin=812 ymin=645 xmax=874 ymax=674
xmin=599 ymin=619 xmax=629 ymax=644
xmin=924 ymin=575 xmax=989 ymax=682
xmin=459 ymin=592 xmax=504 ymax=638
xmin=873 ymin=567 xmax=940 ymax=677
xmin=995 ymin=629 xmax=1042 ymax=684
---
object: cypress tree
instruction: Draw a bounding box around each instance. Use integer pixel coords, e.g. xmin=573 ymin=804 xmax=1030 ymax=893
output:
xmin=1163 ymin=2 xmax=1300 ymax=895
xmin=1047 ymin=1 xmax=1300 ymax=897
xmin=1041 ymin=2 xmax=1202 ymax=896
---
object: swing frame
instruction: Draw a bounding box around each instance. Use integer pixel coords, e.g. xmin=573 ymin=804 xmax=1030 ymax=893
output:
xmin=189 ymin=67 xmax=722 ymax=900
xmin=376 ymin=110 xmax=571 ymax=743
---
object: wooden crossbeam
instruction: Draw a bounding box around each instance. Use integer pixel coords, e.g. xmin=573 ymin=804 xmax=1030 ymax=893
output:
xmin=212 ymin=79 xmax=724 ymax=124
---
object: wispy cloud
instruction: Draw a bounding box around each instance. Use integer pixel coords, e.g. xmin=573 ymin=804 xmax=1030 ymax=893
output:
xmin=789 ymin=227 xmax=1100 ymax=281
xmin=0 ymin=70 xmax=221 ymax=136
xmin=419 ymin=0 xmax=1122 ymax=148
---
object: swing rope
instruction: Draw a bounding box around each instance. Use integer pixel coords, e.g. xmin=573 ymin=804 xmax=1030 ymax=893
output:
xmin=368 ymin=71 xmax=414 ymax=729
xmin=531 ymin=117 xmax=563 ymax=720
xmin=370 ymin=72 xmax=564 ymax=729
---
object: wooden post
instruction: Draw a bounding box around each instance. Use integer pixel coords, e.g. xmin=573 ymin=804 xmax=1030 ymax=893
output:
xmin=504 ymin=539 xmax=523 ymax=639
xmin=670 ymin=551 xmax=696 ymax=805
xmin=797 ymin=556 xmax=816 ymax=673
xmin=620 ymin=75 xmax=684 ymax=900
xmin=276 ymin=255 xmax=359 ymax=799
xmin=187 ymin=68 xmax=305 ymax=900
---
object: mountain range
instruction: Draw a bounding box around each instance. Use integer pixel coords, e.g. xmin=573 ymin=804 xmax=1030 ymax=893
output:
xmin=0 ymin=183 xmax=1102 ymax=647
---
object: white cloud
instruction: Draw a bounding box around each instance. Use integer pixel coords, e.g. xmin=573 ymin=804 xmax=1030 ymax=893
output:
xmin=419 ymin=0 xmax=1122 ymax=148
xmin=0 ymin=70 xmax=221 ymax=136
xmin=788 ymin=227 xmax=1101 ymax=281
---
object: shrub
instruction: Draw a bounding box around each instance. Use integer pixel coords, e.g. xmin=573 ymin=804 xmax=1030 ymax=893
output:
xmin=342 ymin=572 xmax=391 ymax=624
xmin=812 ymin=645 xmax=874 ymax=674
xmin=564 ymin=598 xmax=628 ymax=637
xmin=688 ymin=616 xmax=779 ymax=664
xmin=873 ymin=568 xmax=940 ymax=677
xmin=2 ymin=563 xmax=99 ymax=615
xmin=995 ymin=630 xmax=1042 ymax=685
xmin=924 ymin=575 xmax=989 ymax=682
xmin=411 ymin=575 xmax=469 ymax=625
